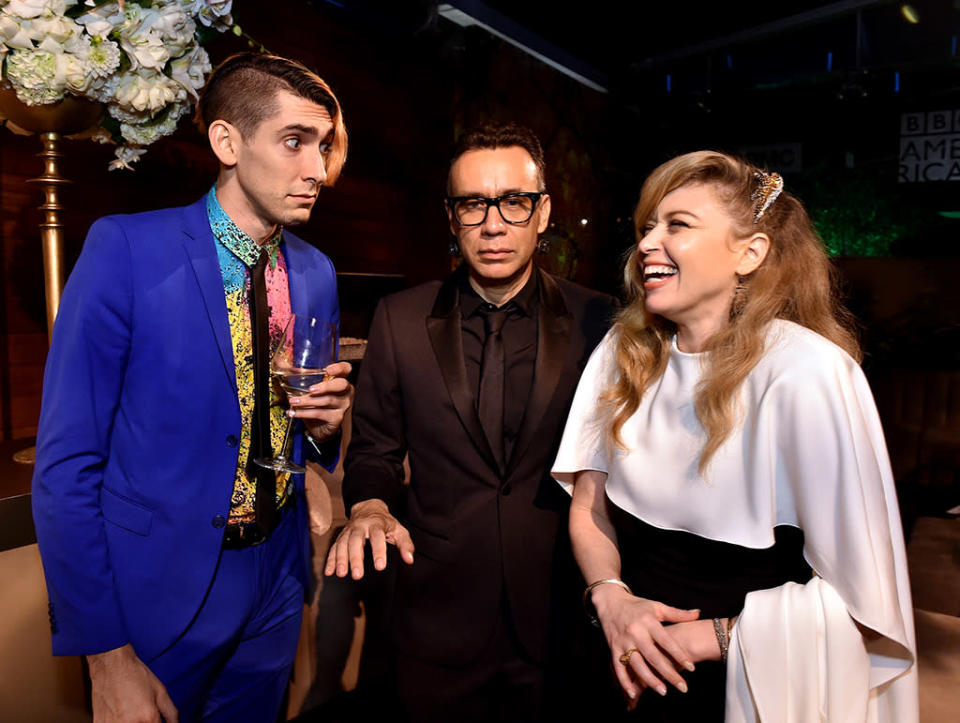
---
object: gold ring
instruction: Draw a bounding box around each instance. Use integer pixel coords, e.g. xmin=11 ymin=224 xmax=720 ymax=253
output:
xmin=619 ymin=648 xmax=640 ymax=664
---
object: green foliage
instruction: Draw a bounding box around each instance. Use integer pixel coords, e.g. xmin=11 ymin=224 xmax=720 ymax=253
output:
xmin=800 ymin=165 xmax=923 ymax=257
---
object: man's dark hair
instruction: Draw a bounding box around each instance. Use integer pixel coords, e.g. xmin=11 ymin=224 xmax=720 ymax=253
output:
xmin=196 ymin=52 xmax=347 ymax=183
xmin=449 ymin=122 xmax=546 ymax=192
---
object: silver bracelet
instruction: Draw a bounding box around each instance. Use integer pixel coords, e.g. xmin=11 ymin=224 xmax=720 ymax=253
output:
xmin=713 ymin=617 xmax=729 ymax=663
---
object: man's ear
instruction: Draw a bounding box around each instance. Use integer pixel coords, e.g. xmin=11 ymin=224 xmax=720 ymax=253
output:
xmin=536 ymin=194 xmax=552 ymax=233
xmin=736 ymin=232 xmax=770 ymax=276
xmin=208 ymin=120 xmax=239 ymax=167
xmin=446 ymin=202 xmax=460 ymax=237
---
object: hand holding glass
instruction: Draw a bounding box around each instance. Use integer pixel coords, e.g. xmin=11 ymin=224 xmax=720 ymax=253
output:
xmin=254 ymin=315 xmax=337 ymax=474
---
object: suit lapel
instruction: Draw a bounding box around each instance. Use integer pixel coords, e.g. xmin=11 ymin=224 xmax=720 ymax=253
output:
xmin=426 ymin=270 xmax=501 ymax=474
xmin=181 ymin=198 xmax=237 ymax=395
xmin=507 ymin=269 xmax=570 ymax=476
xmin=283 ymin=237 xmax=310 ymax=319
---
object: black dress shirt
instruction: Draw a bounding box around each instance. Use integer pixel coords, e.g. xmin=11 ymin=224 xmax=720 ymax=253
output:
xmin=460 ymin=271 xmax=539 ymax=466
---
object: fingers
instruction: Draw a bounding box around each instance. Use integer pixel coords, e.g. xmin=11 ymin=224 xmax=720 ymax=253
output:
xmin=326 ymin=525 xmax=364 ymax=578
xmin=346 ymin=523 xmax=370 ymax=579
xmin=658 ymin=603 xmax=701 ymax=623
xmin=323 ymin=543 xmax=338 ymax=577
xmin=323 ymin=513 xmax=410 ymax=578
xmin=155 ymin=685 xmax=178 ymax=723
xmin=612 ymin=650 xmax=643 ymax=703
xmin=632 ymin=636 xmax=689 ymax=693
xmin=386 ymin=522 xmax=415 ymax=565
xmin=369 ymin=525 xmax=389 ymax=571
xmin=650 ymin=624 xmax=696 ymax=674
xmin=324 ymin=361 xmax=352 ymax=378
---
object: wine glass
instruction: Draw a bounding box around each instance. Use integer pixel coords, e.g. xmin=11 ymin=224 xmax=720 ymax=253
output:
xmin=254 ymin=314 xmax=338 ymax=474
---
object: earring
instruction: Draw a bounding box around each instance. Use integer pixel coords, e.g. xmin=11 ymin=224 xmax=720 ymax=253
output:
xmin=448 ymin=241 xmax=461 ymax=257
xmin=730 ymin=275 xmax=747 ymax=318
xmin=536 ymin=237 xmax=550 ymax=254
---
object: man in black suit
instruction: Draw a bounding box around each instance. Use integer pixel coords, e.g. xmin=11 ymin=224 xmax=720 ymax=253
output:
xmin=325 ymin=122 xmax=616 ymax=721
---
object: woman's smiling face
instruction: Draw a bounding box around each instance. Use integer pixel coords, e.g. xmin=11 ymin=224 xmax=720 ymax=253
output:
xmin=636 ymin=182 xmax=748 ymax=338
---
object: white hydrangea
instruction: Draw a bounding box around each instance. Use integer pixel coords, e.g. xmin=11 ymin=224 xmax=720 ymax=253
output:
xmin=120 ymin=101 xmax=185 ymax=145
xmin=107 ymin=99 xmax=150 ymax=124
xmin=5 ymin=48 xmax=65 ymax=104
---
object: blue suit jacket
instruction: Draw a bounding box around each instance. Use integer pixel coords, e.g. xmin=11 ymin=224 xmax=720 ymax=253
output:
xmin=31 ymin=197 xmax=339 ymax=661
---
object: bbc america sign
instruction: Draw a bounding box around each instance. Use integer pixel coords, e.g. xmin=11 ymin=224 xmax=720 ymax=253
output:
xmin=899 ymin=110 xmax=960 ymax=182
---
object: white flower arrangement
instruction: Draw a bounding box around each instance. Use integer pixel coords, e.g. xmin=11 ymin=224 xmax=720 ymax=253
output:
xmin=0 ymin=0 xmax=234 ymax=169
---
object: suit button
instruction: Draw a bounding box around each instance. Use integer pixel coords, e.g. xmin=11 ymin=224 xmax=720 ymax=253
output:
xmin=501 ymin=483 xmax=512 ymax=496
xmin=212 ymin=514 xmax=226 ymax=528
xmin=226 ymin=435 xmax=238 ymax=448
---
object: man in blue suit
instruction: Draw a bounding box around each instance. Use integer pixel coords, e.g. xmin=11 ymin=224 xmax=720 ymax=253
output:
xmin=32 ymin=53 xmax=352 ymax=722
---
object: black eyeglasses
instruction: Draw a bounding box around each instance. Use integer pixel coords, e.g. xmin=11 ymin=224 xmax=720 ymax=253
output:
xmin=445 ymin=192 xmax=545 ymax=226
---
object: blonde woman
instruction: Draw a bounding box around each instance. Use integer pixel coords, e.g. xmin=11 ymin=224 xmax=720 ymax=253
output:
xmin=552 ymin=152 xmax=917 ymax=721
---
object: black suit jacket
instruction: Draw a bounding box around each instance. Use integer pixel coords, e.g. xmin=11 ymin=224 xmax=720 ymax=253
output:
xmin=343 ymin=265 xmax=616 ymax=666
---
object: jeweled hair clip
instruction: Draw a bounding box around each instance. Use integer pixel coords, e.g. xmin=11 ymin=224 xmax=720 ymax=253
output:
xmin=751 ymin=171 xmax=783 ymax=223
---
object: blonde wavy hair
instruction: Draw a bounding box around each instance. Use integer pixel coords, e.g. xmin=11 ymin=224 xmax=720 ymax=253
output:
xmin=603 ymin=151 xmax=860 ymax=474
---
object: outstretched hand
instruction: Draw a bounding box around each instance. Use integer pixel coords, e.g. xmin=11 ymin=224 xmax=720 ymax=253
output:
xmin=591 ymin=583 xmax=700 ymax=706
xmin=324 ymin=498 xmax=415 ymax=579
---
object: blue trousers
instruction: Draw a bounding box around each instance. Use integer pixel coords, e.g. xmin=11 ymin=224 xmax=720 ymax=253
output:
xmin=148 ymin=504 xmax=305 ymax=722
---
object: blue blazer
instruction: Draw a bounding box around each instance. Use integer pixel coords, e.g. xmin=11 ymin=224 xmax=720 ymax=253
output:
xmin=31 ymin=197 xmax=339 ymax=661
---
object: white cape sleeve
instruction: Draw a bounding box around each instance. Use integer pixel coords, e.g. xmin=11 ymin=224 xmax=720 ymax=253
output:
xmin=726 ymin=343 xmax=918 ymax=722
xmin=551 ymin=330 xmax=617 ymax=493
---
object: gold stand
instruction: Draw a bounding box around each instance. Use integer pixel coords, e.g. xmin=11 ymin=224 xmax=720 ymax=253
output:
xmin=26 ymin=132 xmax=69 ymax=338
xmin=0 ymin=88 xmax=102 ymax=463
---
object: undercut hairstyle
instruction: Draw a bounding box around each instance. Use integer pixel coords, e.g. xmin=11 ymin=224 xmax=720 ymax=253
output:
xmin=196 ymin=52 xmax=347 ymax=184
xmin=448 ymin=122 xmax=547 ymax=192
xmin=604 ymin=151 xmax=859 ymax=474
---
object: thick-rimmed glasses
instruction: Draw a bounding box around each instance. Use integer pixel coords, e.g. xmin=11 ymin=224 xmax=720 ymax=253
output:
xmin=445 ymin=192 xmax=545 ymax=226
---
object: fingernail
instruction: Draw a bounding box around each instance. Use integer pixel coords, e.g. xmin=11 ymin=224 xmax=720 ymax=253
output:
xmin=685 ymin=662 xmax=695 ymax=672
xmin=657 ymin=686 xmax=667 ymax=696
xmin=677 ymin=681 xmax=688 ymax=694
xmin=286 ymin=409 xmax=295 ymax=418
xmin=627 ymin=690 xmax=636 ymax=700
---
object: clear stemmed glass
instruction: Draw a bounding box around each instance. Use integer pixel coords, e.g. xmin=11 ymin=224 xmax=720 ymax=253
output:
xmin=254 ymin=314 xmax=338 ymax=474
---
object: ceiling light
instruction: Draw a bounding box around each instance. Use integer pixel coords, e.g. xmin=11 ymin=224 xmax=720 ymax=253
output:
xmin=900 ymin=4 xmax=920 ymax=23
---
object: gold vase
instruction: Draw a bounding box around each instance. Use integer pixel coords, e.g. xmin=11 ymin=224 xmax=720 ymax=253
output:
xmin=0 ymin=86 xmax=103 ymax=338
xmin=0 ymin=85 xmax=102 ymax=135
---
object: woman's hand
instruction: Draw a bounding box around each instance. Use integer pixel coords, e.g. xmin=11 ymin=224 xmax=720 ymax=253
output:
xmin=591 ymin=583 xmax=700 ymax=704
xmin=667 ymin=619 xmax=725 ymax=664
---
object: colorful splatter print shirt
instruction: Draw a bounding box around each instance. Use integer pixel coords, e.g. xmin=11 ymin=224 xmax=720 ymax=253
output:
xmin=206 ymin=188 xmax=292 ymax=524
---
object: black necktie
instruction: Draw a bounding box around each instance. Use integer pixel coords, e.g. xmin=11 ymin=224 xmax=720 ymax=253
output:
xmin=478 ymin=307 xmax=508 ymax=470
xmin=247 ymin=249 xmax=276 ymax=532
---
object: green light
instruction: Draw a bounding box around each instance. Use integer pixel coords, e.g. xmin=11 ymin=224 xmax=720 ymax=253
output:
xmin=938 ymin=211 xmax=960 ymax=219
